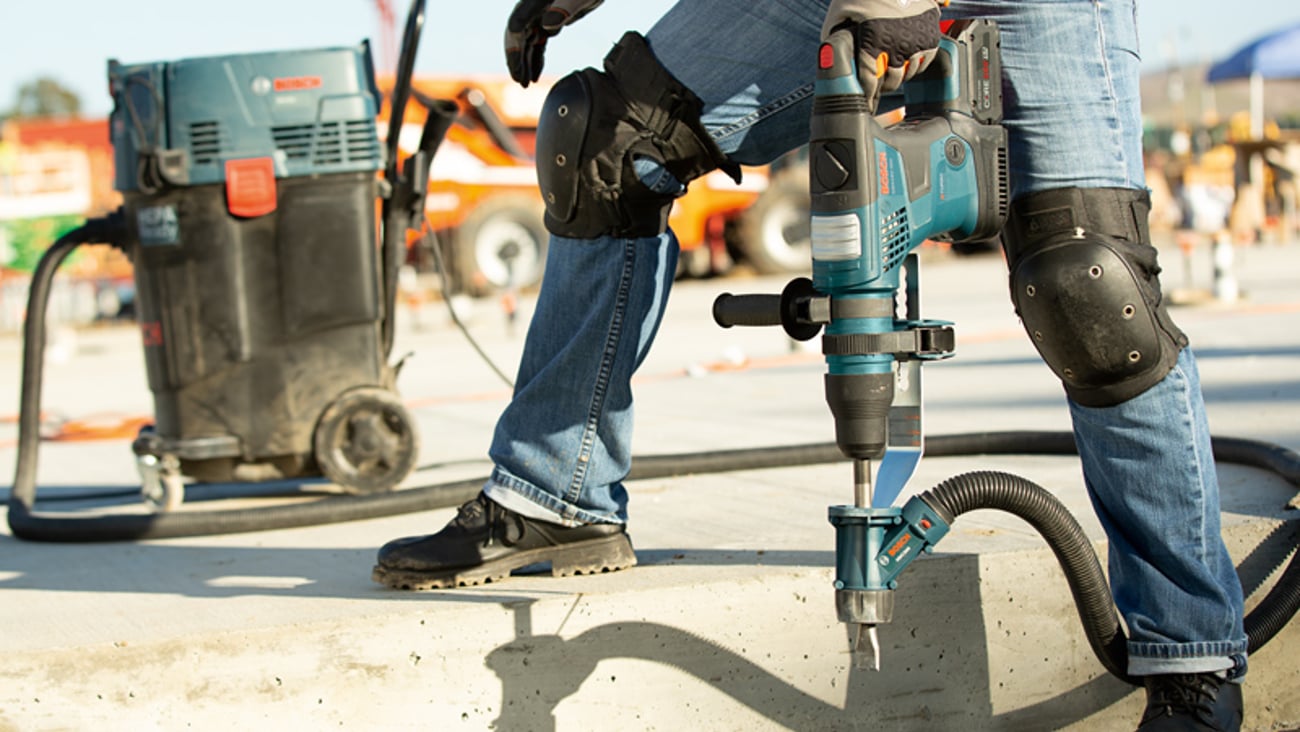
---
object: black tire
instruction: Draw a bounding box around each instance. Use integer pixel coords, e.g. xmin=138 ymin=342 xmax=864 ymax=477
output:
xmin=450 ymin=195 xmax=548 ymax=296
xmin=313 ymin=387 xmax=419 ymax=495
xmin=734 ymin=167 xmax=812 ymax=274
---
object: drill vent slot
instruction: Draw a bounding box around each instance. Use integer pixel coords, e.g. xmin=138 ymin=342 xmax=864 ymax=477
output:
xmin=996 ymin=147 xmax=1009 ymax=220
xmin=188 ymin=121 xmax=224 ymax=165
xmin=881 ymin=207 xmax=910 ymax=270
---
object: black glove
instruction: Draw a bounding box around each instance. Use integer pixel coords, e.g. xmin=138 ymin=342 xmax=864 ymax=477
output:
xmin=504 ymin=0 xmax=605 ymax=87
xmin=822 ymin=0 xmax=944 ymax=111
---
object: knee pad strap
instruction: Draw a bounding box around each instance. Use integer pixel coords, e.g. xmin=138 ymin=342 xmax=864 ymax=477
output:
xmin=535 ymin=32 xmax=740 ymax=239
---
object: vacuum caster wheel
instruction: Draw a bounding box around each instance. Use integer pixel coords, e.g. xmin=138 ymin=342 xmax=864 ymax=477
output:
xmin=313 ymin=387 xmax=419 ymax=495
xmin=139 ymin=453 xmax=185 ymax=512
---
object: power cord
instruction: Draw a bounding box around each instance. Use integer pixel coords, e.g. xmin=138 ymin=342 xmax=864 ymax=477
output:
xmin=418 ymin=223 xmax=516 ymax=389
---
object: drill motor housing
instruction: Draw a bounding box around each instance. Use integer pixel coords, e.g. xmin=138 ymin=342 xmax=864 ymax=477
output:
xmin=811 ymin=19 xmax=1008 ymax=462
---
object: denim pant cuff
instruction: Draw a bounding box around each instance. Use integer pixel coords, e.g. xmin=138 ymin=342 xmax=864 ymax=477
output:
xmin=483 ymin=468 xmax=624 ymax=527
xmin=1128 ymin=641 xmax=1248 ymax=679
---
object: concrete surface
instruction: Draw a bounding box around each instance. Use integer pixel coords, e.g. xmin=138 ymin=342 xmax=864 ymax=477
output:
xmin=1 ymin=237 xmax=1298 ymax=731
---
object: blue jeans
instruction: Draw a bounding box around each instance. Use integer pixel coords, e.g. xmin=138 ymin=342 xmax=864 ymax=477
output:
xmin=483 ymin=0 xmax=1247 ymax=678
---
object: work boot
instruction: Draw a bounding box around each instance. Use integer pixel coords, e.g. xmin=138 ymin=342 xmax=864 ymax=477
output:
xmin=1137 ymin=672 xmax=1243 ymax=731
xmin=372 ymin=493 xmax=637 ymax=590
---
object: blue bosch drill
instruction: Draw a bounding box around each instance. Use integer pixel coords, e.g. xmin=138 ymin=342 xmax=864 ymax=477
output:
xmin=714 ymin=18 xmax=1008 ymax=668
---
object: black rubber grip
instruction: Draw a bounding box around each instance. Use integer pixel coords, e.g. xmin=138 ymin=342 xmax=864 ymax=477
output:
xmin=712 ymin=293 xmax=782 ymax=328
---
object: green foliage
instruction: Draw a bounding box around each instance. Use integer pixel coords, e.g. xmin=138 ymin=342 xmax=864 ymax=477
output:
xmin=5 ymin=77 xmax=82 ymax=119
xmin=1 ymin=215 xmax=84 ymax=272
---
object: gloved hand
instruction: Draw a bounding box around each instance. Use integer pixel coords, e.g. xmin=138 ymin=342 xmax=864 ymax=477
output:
xmin=822 ymin=0 xmax=944 ymax=110
xmin=504 ymin=0 xmax=606 ymax=87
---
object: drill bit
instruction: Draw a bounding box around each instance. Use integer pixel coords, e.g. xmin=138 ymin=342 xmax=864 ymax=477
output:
xmin=853 ymin=458 xmax=873 ymax=508
xmin=850 ymin=622 xmax=882 ymax=671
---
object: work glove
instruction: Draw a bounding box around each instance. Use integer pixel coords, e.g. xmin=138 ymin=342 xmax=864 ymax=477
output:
xmin=504 ymin=0 xmax=605 ymax=87
xmin=822 ymin=0 xmax=945 ymax=111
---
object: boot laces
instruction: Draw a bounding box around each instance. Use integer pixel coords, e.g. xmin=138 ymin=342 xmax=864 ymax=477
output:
xmin=1146 ymin=674 xmax=1222 ymax=725
xmin=455 ymin=495 xmax=525 ymax=549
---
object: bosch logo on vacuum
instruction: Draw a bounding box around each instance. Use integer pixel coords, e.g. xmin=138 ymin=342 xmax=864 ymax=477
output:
xmin=274 ymin=76 xmax=323 ymax=92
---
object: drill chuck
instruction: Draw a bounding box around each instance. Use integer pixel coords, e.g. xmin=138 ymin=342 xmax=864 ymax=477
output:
xmin=836 ymin=587 xmax=895 ymax=625
xmin=825 ymin=372 xmax=894 ymax=460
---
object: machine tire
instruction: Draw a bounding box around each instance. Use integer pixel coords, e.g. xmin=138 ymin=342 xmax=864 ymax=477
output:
xmin=450 ymin=195 xmax=548 ymax=296
xmin=733 ymin=167 xmax=812 ymax=274
xmin=313 ymin=387 xmax=419 ymax=495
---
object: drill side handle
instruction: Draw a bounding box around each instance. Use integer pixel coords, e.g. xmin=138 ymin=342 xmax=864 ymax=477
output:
xmin=712 ymin=278 xmax=827 ymax=342
xmin=711 ymin=293 xmax=781 ymax=328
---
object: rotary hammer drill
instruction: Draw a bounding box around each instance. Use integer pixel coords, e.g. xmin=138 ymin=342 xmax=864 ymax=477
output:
xmin=714 ymin=18 xmax=1008 ymax=667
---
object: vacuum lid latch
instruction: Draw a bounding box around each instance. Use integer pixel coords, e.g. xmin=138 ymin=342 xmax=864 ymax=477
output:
xmin=224 ymin=157 xmax=278 ymax=218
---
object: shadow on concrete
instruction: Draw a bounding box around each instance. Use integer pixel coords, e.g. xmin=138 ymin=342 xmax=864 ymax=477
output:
xmin=483 ymin=558 xmax=1138 ymax=732
xmin=0 ymin=541 xmax=840 ymax=600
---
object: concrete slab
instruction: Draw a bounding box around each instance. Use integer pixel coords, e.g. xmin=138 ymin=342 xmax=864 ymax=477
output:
xmin=1 ymin=239 xmax=1298 ymax=730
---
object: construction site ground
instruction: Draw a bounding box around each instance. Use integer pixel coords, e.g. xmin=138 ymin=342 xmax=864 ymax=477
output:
xmin=1 ymin=235 xmax=1297 ymax=731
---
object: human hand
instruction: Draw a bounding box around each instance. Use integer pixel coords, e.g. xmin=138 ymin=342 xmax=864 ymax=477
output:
xmin=822 ymin=0 xmax=944 ymax=111
xmin=504 ymin=0 xmax=606 ymax=86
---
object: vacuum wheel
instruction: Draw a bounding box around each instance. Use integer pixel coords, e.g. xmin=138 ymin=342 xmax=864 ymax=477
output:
xmin=313 ymin=387 xmax=419 ymax=495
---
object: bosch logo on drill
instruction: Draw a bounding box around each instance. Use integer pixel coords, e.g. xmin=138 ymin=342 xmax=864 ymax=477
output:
xmin=878 ymin=152 xmax=890 ymax=195
xmin=887 ymin=534 xmax=913 ymax=559
xmin=274 ymin=76 xmax=323 ymax=92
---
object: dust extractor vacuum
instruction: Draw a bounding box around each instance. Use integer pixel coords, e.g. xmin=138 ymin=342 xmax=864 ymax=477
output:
xmin=9 ymin=0 xmax=469 ymax=539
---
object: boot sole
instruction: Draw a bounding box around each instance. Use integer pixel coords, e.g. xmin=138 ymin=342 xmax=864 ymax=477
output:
xmin=371 ymin=533 xmax=637 ymax=590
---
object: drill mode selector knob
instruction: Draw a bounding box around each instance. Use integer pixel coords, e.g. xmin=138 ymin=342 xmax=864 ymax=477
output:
xmin=813 ymin=140 xmax=855 ymax=192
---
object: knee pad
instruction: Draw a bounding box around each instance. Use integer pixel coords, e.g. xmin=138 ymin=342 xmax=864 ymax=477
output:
xmin=535 ymin=31 xmax=740 ymax=238
xmin=1003 ymin=187 xmax=1188 ymax=407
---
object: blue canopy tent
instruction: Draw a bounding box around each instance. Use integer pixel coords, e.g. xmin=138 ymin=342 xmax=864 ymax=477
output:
xmin=1207 ymin=22 xmax=1300 ymax=82
xmin=1204 ymin=23 xmax=1300 ymax=244
xmin=1207 ymin=22 xmax=1300 ymax=137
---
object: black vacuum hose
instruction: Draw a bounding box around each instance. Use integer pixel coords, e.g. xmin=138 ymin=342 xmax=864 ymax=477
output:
xmin=920 ymin=464 xmax=1300 ymax=685
xmin=9 ymin=214 xmax=128 ymax=533
xmin=920 ymin=470 xmax=1138 ymax=685
xmin=922 ymin=431 xmax=1300 ymax=658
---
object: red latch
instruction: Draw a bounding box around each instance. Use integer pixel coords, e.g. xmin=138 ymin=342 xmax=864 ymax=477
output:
xmin=224 ymin=157 xmax=277 ymax=218
xmin=819 ymin=43 xmax=834 ymax=70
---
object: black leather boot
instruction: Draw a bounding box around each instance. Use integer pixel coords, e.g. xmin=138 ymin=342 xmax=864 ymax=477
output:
xmin=372 ymin=493 xmax=636 ymax=590
xmin=1137 ymin=672 xmax=1243 ymax=731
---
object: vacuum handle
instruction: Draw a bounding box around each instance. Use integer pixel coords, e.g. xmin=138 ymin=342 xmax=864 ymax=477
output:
xmin=713 ymin=293 xmax=782 ymax=328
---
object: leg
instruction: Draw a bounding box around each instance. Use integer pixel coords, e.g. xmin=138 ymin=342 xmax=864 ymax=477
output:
xmin=375 ymin=0 xmax=830 ymax=587
xmin=948 ymin=0 xmax=1246 ymax=722
xmin=487 ymin=0 xmax=827 ymax=525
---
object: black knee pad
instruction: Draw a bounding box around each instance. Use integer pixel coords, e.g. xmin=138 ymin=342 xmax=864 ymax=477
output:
xmin=1003 ymin=187 xmax=1188 ymax=407
xmin=534 ymin=31 xmax=740 ymax=238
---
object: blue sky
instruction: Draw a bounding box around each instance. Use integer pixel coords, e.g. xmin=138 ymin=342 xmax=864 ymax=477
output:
xmin=1 ymin=0 xmax=1294 ymax=118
